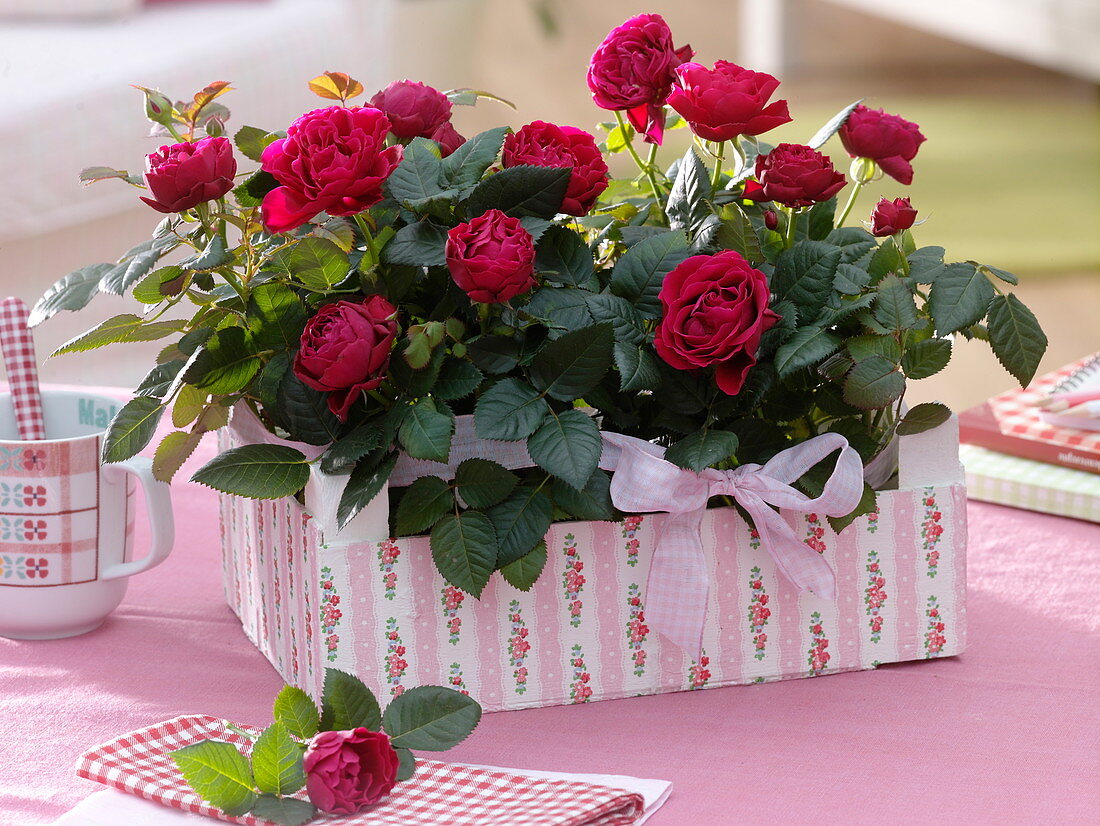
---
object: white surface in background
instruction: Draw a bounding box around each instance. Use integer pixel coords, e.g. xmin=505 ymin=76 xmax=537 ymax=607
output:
xmin=0 ymin=0 xmax=141 ymax=19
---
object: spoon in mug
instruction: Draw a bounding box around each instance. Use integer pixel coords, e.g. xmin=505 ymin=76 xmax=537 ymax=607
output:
xmin=0 ymin=297 xmax=47 ymax=441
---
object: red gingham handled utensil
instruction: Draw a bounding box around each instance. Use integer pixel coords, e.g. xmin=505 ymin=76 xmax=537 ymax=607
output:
xmin=0 ymin=297 xmax=46 ymax=441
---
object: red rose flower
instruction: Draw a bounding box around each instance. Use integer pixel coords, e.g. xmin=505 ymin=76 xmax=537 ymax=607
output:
xmin=667 ymin=61 xmax=791 ymax=143
xmin=293 ymin=295 xmax=398 ymax=421
xmin=586 ymin=13 xmax=693 ymax=144
xmin=654 ymin=250 xmax=780 ymax=395
xmin=869 ymin=197 xmax=918 ymax=237
xmin=839 ymin=104 xmax=926 ymax=185
xmin=140 ymin=136 xmax=236 ymax=214
xmin=752 ymin=143 xmax=847 ymax=208
xmin=429 ymin=120 xmax=466 ymax=157
xmin=502 ymin=121 xmax=609 ymax=216
xmin=260 ymin=106 xmax=402 ymax=233
xmin=445 ymin=209 xmax=536 ymax=304
xmin=303 ymin=728 xmax=399 ymax=814
xmin=369 ymin=79 xmax=452 ymax=140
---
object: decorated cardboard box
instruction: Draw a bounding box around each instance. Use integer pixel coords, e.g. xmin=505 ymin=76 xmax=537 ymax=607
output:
xmin=218 ymin=416 xmax=966 ymax=712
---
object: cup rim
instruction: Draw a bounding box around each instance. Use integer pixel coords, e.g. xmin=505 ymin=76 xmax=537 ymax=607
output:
xmin=0 ymin=388 xmax=122 ymax=446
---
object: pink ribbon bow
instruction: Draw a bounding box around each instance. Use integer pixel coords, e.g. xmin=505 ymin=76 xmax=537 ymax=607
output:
xmin=600 ymin=432 xmax=864 ymax=653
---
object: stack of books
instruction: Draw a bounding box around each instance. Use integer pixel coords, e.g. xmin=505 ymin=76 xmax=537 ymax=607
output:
xmin=958 ymin=354 xmax=1100 ymax=523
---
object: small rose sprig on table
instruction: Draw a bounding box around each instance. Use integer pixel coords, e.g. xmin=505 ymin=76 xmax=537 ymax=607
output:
xmin=171 ymin=668 xmax=480 ymax=825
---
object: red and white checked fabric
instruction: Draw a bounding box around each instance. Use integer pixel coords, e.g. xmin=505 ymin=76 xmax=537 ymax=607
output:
xmin=986 ymin=357 xmax=1100 ymax=453
xmin=77 ymin=715 xmax=646 ymax=826
xmin=0 ymin=297 xmax=46 ymax=441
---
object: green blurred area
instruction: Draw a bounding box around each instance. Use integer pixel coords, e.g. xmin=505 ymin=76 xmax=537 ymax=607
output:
xmin=770 ymin=95 xmax=1100 ymax=277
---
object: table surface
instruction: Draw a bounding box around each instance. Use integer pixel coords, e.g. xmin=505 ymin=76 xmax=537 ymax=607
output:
xmin=2 ymin=403 xmax=1099 ymax=826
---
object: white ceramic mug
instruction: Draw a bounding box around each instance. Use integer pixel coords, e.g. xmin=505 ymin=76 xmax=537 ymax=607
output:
xmin=0 ymin=390 xmax=174 ymax=639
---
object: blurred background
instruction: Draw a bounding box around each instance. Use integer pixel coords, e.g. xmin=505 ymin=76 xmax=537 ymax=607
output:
xmin=0 ymin=0 xmax=1096 ymax=412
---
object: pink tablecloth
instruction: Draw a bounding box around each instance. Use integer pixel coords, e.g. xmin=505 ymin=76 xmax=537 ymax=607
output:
xmin=2 ymin=405 xmax=1099 ymax=825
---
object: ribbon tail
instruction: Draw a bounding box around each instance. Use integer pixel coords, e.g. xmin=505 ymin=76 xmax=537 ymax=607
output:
xmin=645 ymin=510 xmax=710 ymax=654
xmin=749 ymin=500 xmax=837 ymax=601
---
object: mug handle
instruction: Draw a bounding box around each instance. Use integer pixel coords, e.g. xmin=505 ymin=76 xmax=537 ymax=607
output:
xmin=100 ymin=457 xmax=175 ymax=581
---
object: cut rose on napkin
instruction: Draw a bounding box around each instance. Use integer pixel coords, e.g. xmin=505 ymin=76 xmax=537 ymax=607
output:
xmin=76 ymin=715 xmax=650 ymax=826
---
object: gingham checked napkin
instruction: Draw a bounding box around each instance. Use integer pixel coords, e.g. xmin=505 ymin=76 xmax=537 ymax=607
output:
xmin=73 ymin=715 xmax=660 ymax=826
xmin=0 ymin=296 xmax=46 ymax=441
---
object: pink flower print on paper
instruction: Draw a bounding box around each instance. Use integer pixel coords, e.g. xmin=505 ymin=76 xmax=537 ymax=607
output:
xmin=507 ymin=599 xmax=531 ymax=694
xmin=625 ymin=584 xmax=650 ymax=676
xmin=448 ymin=662 xmax=469 ymax=696
xmin=803 ymin=513 xmax=826 ymax=555
xmin=688 ymin=652 xmax=711 ymax=690
xmin=384 ymin=617 xmax=408 ymax=696
xmin=441 ymin=585 xmax=466 ymax=646
xmin=561 ymin=534 xmax=585 ymax=627
xmin=622 ymin=515 xmax=643 ymax=567
xmin=377 ymin=539 xmax=401 ymax=600
xmin=748 ymin=526 xmax=761 ymax=550
xmin=24 ymin=557 xmax=47 ymax=579
xmin=866 ymin=506 xmax=880 ymax=533
xmin=21 ymin=449 xmax=45 ymax=471
xmin=807 ymin=611 xmax=830 ymax=675
xmin=569 ymin=644 xmax=593 ymax=703
xmin=318 ymin=565 xmax=342 ymax=662
xmin=920 ymin=487 xmax=943 ymax=578
xmin=924 ymin=595 xmax=947 ymax=657
xmin=864 ymin=550 xmax=888 ymax=644
xmin=747 ymin=565 xmax=771 ymax=661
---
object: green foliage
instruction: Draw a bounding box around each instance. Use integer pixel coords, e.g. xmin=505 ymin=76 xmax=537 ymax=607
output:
xmin=272 ymin=685 xmax=320 ymax=740
xmin=171 ymin=741 xmax=257 ymax=817
xmin=664 ymin=429 xmax=739 ymax=472
xmin=381 ymin=685 xmax=482 ymax=751
xmin=985 ymin=294 xmax=1047 ymax=386
xmin=527 ymin=409 xmax=602 ymax=490
xmin=272 ymin=237 xmax=349 ymax=291
xmin=183 ymin=327 xmax=260 ymax=395
xmin=466 ymin=164 xmax=571 ymax=219
xmin=430 ymin=512 xmax=498 ymax=597
xmin=500 ymin=539 xmax=548 ymax=590
xmin=453 ymin=459 xmax=518 ymax=509
xmin=474 ymin=378 xmax=549 ymax=441
xmin=251 ymin=722 xmax=305 ymax=796
xmin=320 ymin=668 xmax=382 ymax=731
xmin=398 ymin=398 xmax=454 ymax=462
xmin=191 ymin=444 xmax=310 ymax=500
xmin=487 ymin=486 xmax=553 ymax=566
xmin=102 ymin=396 xmax=165 ymax=463
xmin=529 ymin=324 xmax=613 ymax=401
xmin=609 ymin=230 xmax=690 ymax=317
xmin=897 ymin=402 xmax=952 ymax=435
xmin=396 ymin=476 xmax=455 ymax=535
xmin=52 ymin=314 xmax=186 ymax=356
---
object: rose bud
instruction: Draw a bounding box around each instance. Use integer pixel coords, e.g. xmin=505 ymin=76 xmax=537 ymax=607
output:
xmin=429 ymin=120 xmax=466 ymax=157
xmin=445 ymin=209 xmax=536 ymax=304
xmin=502 ymin=121 xmax=610 ymax=216
xmin=654 ymin=250 xmax=780 ymax=396
xmin=369 ymin=79 xmax=452 ymax=140
xmin=293 ymin=295 xmax=398 ymax=421
xmin=838 ymin=104 xmax=926 ymax=185
xmin=586 ymin=13 xmax=693 ymax=144
xmin=666 ymin=61 xmax=791 ymax=143
xmin=763 ymin=209 xmax=779 ymax=231
xmin=753 ymin=143 xmax=847 ymax=208
xmin=261 ymin=106 xmax=402 ymax=233
xmin=138 ymin=136 xmax=236 ymax=214
xmin=869 ymin=196 xmax=918 ymax=237
xmin=303 ymin=728 xmax=400 ymax=814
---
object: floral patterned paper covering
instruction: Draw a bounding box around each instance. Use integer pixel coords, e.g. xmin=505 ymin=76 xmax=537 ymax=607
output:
xmin=219 ymin=434 xmax=967 ymax=711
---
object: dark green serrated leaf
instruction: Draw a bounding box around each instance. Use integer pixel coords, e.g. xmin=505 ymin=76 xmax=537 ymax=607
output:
xmin=827 ymin=483 xmax=877 ymax=535
xmin=183 ymin=327 xmax=260 ymax=395
xmin=233 ymin=125 xmax=276 ymax=162
xmin=430 ymin=511 xmax=497 ymax=597
xmin=250 ymin=795 xmax=315 ymax=826
xmin=248 ymin=283 xmax=307 ymax=351
xmin=135 ymin=360 xmax=185 ymax=398
xmin=395 ymin=748 xmax=417 ymax=782
xmin=52 ymin=313 xmax=186 ymax=356
xmin=976 ymin=262 xmax=1018 ymax=285
xmin=387 ymin=137 xmax=450 ymax=207
xmin=613 ymin=342 xmax=661 ymax=391
xmin=584 ymin=293 xmax=646 ymax=345
xmin=529 ymin=323 xmax=613 ymax=401
xmin=102 ymin=396 xmax=165 ymax=462
xmin=320 ymin=424 xmax=383 ymax=475
xmin=251 ymin=722 xmax=305 ymax=796
xmin=535 ymin=226 xmax=597 ymax=288
xmin=525 ymin=288 xmax=594 ymax=337
xmin=467 ymin=335 xmax=520 ymax=374
xmin=488 ymin=486 xmax=553 ymax=566
xmin=866 ymin=240 xmax=907 ymax=282
xmin=99 ymin=239 xmax=172 ymax=295
xmin=807 ymin=198 xmax=838 ymax=241
xmin=873 ymin=274 xmax=919 ymax=331
xmin=434 ymin=359 xmax=483 ymax=400
xmin=474 ymin=378 xmax=549 ymax=441
xmin=774 ymin=327 xmax=842 ymax=379
xmin=552 ymin=469 xmax=614 ymax=521
xmin=526 ymin=408 xmax=602 ymax=491
xmin=382 ymin=221 xmax=449 ymax=267
xmin=132 ymin=265 xmax=188 ymax=304
xmin=233 ymin=169 xmax=278 ymax=207
xmin=501 ymin=539 xmax=548 ymax=591
xmin=665 ymin=147 xmax=711 ymax=234
xmin=466 ymin=164 xmax=571 ymax=219
xmin=901 ymin=337 xmax=951 ymax=379
xmin=29 ymin=263 xmax=110 ymax=326
xmin=847 ymin=334 xmax=902 ymax=363
xmin=272 ymin=685 xmax=320 ymax=740
xmin=192 ymin=444 xmax=309 ymax=499
xmin=442 ymin=126 xmax=510 ymax=190
xmin=454 ymin=459 xmax=518 ymax=509
xmin=609 ymin=230 xmax=690 ymax=317
xmin=171 ymin=741 xmax=256 ymax=817
xmin=272 ymin=237 xmax=348 ymax=291
xmin=382 ymin=685 xmax=482 ymax=751
xmin=337 ymin=451 xmax=398 ymax=530
xmin=320 ymin=668 xmax=382 ymax=731
xmin=833 ymin=263 xmax=871 ymax=295
xmin=396 ymin=476 xmax=455 ymax=535
xmin=399 ymin=398 xmax=454 ymax=462
xmin=842 ymin=356 xmax=905 ymax=410
xmin=807 ymin=98 xmax=863 ymax=148
xmin=269 ymin=370 xmax=343 ymax=446
xmin=897 ymin=402 xmax=953 ymax=436
xmin=772 ymin=241 xmax=842 ymax=318
xmin=664 ymin=429 xmax=739 ymax=472
xmin=715 ymin=204 xmax=765 ymax=262
xmin=929 ymin=262 xmax=994 ymax=335
xmin=985 ymin=293 xmax=1047 ymax=386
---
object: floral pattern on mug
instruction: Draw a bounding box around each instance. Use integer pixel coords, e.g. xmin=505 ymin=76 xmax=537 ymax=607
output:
xmin=441 ymin=585 xmax=465 ymax=646
xmin=924 ymin=595 xmax=946 ymax=657
xmin=622 ymin=515 xmax=643 ymax=567
xmin=688 ymin=651 xmax=712 ymax=689
xmin=384 ymin=617 xmax=407 ymax=696
xmin=864 ymin=550 xmax=887 ymax=644
xmin=625 ymin=584 xmax=650 ymax=676
xmin=0 ymin=483 xmax=47 ymax=509
xmin=920 ymin=488 xmax=943 ymax=577
xmin=747 ymin=565 xmax=770 ymax=660
xmin=378 ymin=539 xmax=400 ymax=600
xmin=319 ymin=565 xmax=342 ymax=662
xmin=507 ymin=599 xmax=531 ymax=694
xmin=1 ymin=517 xmax=47 ymax=542
xmin=562 ymin=533 xmax=585 ymax=627
xmin=569 ymin=644 xmax=592 ymax=703
xmin=807 ymin=611 xmax=830 ymax=675
xmin=1 ymin=555 xmax=48 ymax=580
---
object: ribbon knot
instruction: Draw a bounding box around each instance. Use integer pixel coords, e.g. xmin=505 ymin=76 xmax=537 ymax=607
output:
xmin=599 ymin=432 xmax=864 ymax=654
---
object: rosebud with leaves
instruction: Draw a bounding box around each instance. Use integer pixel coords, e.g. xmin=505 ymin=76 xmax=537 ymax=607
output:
xmin=869 ymin=196 xmax=918 ymax=237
